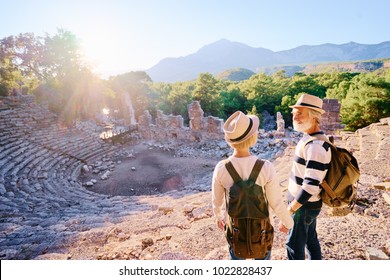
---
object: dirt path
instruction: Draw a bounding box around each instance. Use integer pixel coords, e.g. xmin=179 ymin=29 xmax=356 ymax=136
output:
xmin=83 ymin=143 xmax=218 ymax=196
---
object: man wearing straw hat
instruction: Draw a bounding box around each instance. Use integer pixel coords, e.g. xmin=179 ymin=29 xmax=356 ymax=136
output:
xmin=212 ymin=111 xmax=293 ymax=260
xmin=286 ymin=93 xmax=332 ymax=260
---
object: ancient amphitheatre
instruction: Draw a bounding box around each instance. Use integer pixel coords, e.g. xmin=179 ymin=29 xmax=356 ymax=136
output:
xmin=0 ymin=94 xmax=389 ymax=260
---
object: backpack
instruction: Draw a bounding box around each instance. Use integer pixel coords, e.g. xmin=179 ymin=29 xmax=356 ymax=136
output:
xmin=224 ymin=159 xmax=274 ymax=259
xmin=304 ymin=134 xmax=360 ymax=208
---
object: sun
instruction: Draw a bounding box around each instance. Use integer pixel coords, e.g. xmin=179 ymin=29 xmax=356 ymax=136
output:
xmin=79 ymin=30 xmax=123 ymax=77
xmin=81 ymin=35 xmax=112 ymax=65
xmin=77 ymin=23 xmax=148 ymax=77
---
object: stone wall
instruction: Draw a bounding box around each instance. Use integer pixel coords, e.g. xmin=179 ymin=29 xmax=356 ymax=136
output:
xmin=0 ymin=95 xmax=344 ymax=142
xmin=322 ymin=99 xmax=344 ymax=135
xmin=275 ymin=112 xmax=285 ymax=136
xmin=137 ymin=98 xmax=344 ymax=142
xmin=138 ymin=101 xmax=224 ymax=142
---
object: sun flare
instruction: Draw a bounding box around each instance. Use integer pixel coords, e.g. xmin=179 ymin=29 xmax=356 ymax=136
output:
xmin=80 ymin=29 xmax=123 ymax=76
xmin=81 ymin=35 xmax=112 ymax=63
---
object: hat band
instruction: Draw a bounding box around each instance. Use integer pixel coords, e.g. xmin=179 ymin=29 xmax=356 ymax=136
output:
xmin=229 ymin=118 xmax=253 ymax=142
xmin=297 ymin=102 xmax=322 ymax=110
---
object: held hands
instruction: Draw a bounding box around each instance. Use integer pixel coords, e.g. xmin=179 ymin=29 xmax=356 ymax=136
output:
xmin=217 ymin=220 xmax=225 ymax=231
xmin=278 ymin=221 xmax=289 ymax=234
xmin=288 ymin=199 xmax=302 ymax=214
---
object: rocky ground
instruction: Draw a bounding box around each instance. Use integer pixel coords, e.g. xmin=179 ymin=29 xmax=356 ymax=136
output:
xmin=36 ymin=135 xmax=389 ymax=261
xmin=1 ymin=96 xmax=388 ymax=261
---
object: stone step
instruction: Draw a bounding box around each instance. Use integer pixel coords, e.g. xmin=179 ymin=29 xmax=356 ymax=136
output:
xmin=0 ymin=140 xmax=27 ymax=161
xmin=7 ymin=145 xmax=42 ymax=177
xmin=373 ymin=125 xmax=390 ymax=160
xmin=358 ymin=129 xmax=381 ymax=162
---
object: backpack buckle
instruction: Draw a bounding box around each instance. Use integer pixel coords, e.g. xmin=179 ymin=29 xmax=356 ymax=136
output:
xmin=348 ymin=198 xmax=356 ymax=210
xmin=331 ymin=198 xmax=341 ymax=207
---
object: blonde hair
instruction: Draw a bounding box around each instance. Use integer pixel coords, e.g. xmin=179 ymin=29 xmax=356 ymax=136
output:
xmin=228 ymin=133 xmax=258 ymax=150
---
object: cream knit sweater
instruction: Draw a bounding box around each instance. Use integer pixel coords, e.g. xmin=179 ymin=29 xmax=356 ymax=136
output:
xmin=212 ymin=155 xmax=294 ymax=229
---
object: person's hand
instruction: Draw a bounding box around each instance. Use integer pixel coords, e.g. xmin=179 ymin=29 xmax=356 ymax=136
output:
xmin=278 ymin=221 xmax=289 ymax=234
xmin=217 ymin=220 xmax=225 ymax=230
xmin=287 ymin=205 xmax=295 ymax=216
xmin=289 ymin=200 xmax=302 ymax=214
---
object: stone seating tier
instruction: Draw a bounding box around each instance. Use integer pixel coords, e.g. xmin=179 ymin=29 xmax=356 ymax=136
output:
xmin=0 ymin=95 xmax=135 ymax=260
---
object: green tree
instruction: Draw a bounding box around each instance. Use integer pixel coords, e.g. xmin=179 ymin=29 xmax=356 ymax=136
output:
xmin=166 ymin=81 xmax=194 ymax=118
xmin=29 ymin=29 xmax=113 ymax=124
xmin=0 ymin=34 xmax=41 ymax=95
xmin=149 ymin=82 xmax=172 ymax=116
xmin=192 ymin=73 xmax=223 ymax=116
xmin=275 ymin=95 xmax=295 ymax=126
xmin=241 ymin=73 xmax=280 ymax=114
xmin=39 ymin=29 xmax=96 ymax=123
xmin=326 ymin=80 xmax=352 ymax=100
xmin=41 ymin=29 xmax=86 ymax=80
xmin=341 ymin=71 xmax=390 ymax=130
xmin=315 ymin=72 xmax=357 ymax=90
xmin=288 ymin=73 xmax=326 ymax=99
xmin=220 ymin=82 xmax=248 ymax=119
xmin=109 ymin=71 xmax=152 ymax=119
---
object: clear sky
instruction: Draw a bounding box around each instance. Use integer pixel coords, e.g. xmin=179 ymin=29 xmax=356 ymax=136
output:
xmin=1 ymin=0 xmax=389 ymax=78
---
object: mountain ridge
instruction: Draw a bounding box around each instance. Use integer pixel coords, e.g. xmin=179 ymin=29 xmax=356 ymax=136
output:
xmin=146 ymin=39 xmax=390 ymax=82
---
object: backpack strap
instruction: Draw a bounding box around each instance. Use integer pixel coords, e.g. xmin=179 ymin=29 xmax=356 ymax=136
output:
xmin=225 ymin=161 xmax=242 ymax=183
xmin=302 ymin=134 xmax=341 ymax=204
xmin=320 ymin=180 xmax=341 ymax=207
xmin=249 ymin=159 xmax=265 ymax=182
xmin=225 ymin=159 xmax=265 ymax=183
xmin=303 ymin=133 xmax=332 ymax=149
xmin=302 ymin=133 xmax=334 ymax=161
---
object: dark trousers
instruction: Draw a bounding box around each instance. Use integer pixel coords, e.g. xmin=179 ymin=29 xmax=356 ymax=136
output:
xmin=286 ymin=206 xmax=322 ymax=260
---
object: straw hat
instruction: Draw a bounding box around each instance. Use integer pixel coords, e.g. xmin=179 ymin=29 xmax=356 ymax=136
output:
xmin=289 ymin=94 xmax=325 ymax=114
xmin=223 ymin=111 xmax=259 ymax=144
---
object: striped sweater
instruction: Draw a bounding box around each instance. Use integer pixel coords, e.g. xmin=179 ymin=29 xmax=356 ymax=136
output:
xmin=288 ymin=132 xmax=332 ymax=206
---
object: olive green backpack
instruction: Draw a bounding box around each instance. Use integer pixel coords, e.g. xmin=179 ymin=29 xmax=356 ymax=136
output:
xmin=304 ymin=134 xmax=360 ymax=208
xmin=224 ymin=159 xmax=274 ymax=259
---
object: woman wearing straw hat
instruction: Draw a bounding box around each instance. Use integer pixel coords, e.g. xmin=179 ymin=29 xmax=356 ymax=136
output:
xmin=286 ymin=93 xmax=331 ymax=260
xmin=212 ymin=111 xmax=293 ymax=260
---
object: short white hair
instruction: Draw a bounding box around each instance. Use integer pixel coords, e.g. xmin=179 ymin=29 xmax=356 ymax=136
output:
xmin=308 ymin=108 xmax=322 ymax=124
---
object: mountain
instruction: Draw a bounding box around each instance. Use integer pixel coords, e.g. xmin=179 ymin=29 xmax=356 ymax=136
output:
xmin=276 ymin=41 xmax=390 ymax=64
xmin=258 ymin=59 xmax=390 ymax=77
xmin=146 ymin=39 xmax=390 ymax=82
xmin=146 ymin=39 xmax=274 ymax=82
xmin=216 ymin=67 xmax=255 ymax=81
